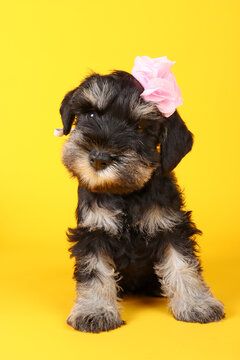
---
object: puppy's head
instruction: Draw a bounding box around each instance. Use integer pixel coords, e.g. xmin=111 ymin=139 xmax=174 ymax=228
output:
xmin=60 ymin=71 xmax=193 ymax=194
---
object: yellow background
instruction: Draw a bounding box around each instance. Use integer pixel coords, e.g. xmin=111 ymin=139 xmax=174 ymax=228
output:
xmin=1 ymin=0 xmax=240 ymax=359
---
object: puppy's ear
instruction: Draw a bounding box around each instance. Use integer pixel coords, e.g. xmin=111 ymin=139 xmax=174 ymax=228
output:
xmin=160 ymin=111 xmax=193 ymax=174
xmin=60 ymin=88 xmax=78 ymax=135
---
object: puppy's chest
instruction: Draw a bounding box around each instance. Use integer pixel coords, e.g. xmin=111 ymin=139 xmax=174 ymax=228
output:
xmin=77 ymin=196 xmax=183 ymax=237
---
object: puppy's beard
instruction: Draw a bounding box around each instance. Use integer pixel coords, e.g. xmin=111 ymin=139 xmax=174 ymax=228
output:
xmin=62 ymin=132 xmax=156 ymax=194
xmin=72 ymin=153 xmax=118 ymax=190
xmin=115 ymin=151 xmax=155 ymax=191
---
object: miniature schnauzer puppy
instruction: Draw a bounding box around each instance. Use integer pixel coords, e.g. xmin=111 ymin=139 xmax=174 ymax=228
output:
xmin=58 ymin=70 xmax=224 ymax=333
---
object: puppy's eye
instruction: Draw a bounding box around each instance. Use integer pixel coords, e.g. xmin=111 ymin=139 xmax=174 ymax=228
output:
xmin=86 ymin=111 xmax=97 ymax=119
xmin=89 ymin=112 xmax=95 ymax=119
xmin=136 ymin=119 xmax=148 ymax=133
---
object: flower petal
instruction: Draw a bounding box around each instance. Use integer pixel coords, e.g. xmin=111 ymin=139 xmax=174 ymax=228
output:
xmin=131 ymin=56 xmax=183 ymax=117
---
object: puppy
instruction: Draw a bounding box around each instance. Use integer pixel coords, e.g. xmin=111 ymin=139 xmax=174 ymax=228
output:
xmin=57 ymin=69 xmax=224 ymax=333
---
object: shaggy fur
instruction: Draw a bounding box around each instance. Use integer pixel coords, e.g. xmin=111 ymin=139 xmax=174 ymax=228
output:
xmin=58 ymin=70 xmax=224 ymax=333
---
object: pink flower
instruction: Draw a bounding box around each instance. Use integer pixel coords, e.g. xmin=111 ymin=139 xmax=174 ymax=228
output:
xmin=132 ymin=56 xmax=183 ymax=117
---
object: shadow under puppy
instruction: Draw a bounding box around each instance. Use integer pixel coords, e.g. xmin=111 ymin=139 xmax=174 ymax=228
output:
xmin=57 ymin=65 xmax=224 ymax=333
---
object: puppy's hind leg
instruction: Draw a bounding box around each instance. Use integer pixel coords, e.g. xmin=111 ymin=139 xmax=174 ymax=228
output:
xmin=67 ymin=251 xmax=124 ymax=333
xmin=154 ymin=244 xmax=225 ymax=323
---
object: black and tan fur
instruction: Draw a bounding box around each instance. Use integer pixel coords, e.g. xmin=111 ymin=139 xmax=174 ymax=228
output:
xmin=58 ymin=70 xmax=224 ymax=333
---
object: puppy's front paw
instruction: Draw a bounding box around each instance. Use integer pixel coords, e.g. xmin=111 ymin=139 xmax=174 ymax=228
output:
xmin=170 ymin=296 xmax=225 ymax=323
xmin=67 ymin=307 xmax=125 ymax=333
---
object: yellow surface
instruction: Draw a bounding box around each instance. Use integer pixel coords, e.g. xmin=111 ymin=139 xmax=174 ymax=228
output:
xmin=0 ymin=1 xmax=240 ymax=359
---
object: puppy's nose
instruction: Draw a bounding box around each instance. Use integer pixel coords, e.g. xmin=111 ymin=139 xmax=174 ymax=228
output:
xmin=89 ymin=150 xmax=112 ymax=170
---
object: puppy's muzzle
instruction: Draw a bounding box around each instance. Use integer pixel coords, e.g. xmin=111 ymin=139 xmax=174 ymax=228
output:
xmin=89 ymin=150 xmax=113 ymax=171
